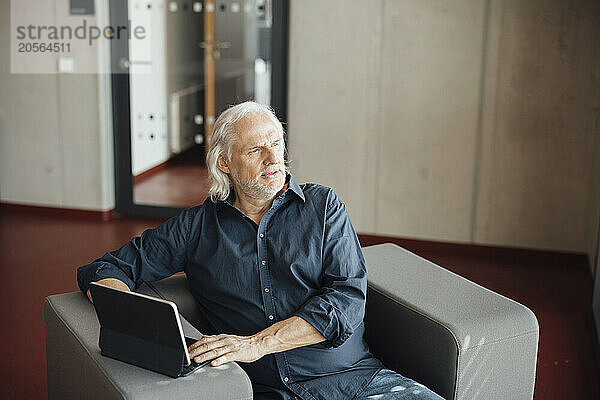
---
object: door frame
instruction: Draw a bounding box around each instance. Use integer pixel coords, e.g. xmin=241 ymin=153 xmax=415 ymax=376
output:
xmin=109 ymin=0 xmax=289 ymax=219
xmin=592 ymin=216 xmax=600 ymax=353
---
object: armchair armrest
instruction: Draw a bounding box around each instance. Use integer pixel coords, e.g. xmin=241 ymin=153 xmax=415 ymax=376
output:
xmin=363 ymin=243 xmax=538 ymax=400
xmin=44 ymin=289 xmax=252 ymax=400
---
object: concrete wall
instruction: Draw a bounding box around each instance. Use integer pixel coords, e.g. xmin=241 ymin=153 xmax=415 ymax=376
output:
xmin=0 ymin=0 xmax=114 ymax=211
xmin=288 ymin=0 xmax=600 ymax=269
xmin=1 ymin=0 xmax=598 ymax=269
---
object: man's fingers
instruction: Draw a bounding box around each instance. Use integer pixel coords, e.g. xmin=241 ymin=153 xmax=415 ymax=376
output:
xmin=189 ymin=339 xmax=233 ymax=357
xmin=187 ymin=334 xmax=255 ymax=365
xmin=192 ymin=344 xmax=230 ymax=363
xmin=210 ymin=352 xmax=234 ymax=367
xmin=203 ymin=334 xmax=228 ymax=342
xmin=188 ymin=334 xmax=227 ymax=351
xmin=188 ymin=338 xmax=207 ymax=351
xmin=189 ymin=341 xmax=219 ymax=358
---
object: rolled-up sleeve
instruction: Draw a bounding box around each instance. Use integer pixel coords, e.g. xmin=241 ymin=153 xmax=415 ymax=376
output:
xmin=77 ymin=207 xmax=195 ymax=294
xmin=294 ymin=193 xmax=367 ymax=348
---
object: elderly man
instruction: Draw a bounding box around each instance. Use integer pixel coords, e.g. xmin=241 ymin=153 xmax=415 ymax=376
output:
xmin=77 ymin=102 xmax=442 ymax=400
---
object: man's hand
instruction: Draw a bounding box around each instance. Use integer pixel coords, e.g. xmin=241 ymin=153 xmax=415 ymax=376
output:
xmin=188 ymin=334 xmax=266 ymax=367
xmin=188 ymin=316 xmax=325 ymax=367
xmin=86 ymin=278 xmax=130 ymax=303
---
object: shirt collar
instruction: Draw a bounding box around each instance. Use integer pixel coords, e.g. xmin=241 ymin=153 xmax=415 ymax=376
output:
xmin=286 ymin=174 xmax=306 ymax=202
xmin=224 ymin=188 xmax=236 ymax=206
xmin=222 ymin=173 xmax=305 ymax=207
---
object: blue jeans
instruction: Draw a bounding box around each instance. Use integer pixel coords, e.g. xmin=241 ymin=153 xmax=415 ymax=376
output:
xmin=354 ymin=369 xmax=444 ymax=400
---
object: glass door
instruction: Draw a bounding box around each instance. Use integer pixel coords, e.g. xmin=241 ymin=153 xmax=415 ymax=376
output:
xmin=109 ymin=0 xmax=288 ymax=218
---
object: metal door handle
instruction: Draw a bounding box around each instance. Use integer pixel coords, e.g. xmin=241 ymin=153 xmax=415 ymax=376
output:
xmin=119 ymin=57 xmax=152 ymax=70
xmin=199 ymin=41 xmax=232 ymax=49
xmin=199 ymin=41 xmax=231 ymax=59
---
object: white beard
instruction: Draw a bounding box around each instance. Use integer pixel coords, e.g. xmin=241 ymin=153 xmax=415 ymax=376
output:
xmin=230 ymin=168 xmax=285 ymax=200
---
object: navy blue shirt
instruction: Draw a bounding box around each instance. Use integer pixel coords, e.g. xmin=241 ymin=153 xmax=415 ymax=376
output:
xmin=77 ymin=175 xmax=383 ymax=400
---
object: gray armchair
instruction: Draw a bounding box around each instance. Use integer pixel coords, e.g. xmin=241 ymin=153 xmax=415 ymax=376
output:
xmin=44 ymin=243 xmax=538 ymax=399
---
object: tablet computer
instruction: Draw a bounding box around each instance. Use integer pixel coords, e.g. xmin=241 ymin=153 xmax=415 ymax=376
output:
xmin=89 ymin=282 xmax=209 ymax=378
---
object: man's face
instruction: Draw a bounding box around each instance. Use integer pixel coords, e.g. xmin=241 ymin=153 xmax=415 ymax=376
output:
xmin=218 ymin=113 xmax=286 ymax=200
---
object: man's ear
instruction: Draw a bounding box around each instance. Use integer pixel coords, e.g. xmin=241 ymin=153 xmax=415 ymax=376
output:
xmin=217 ymin=154 xmax=231 ymax=174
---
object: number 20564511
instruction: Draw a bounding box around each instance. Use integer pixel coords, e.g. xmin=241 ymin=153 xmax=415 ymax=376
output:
xmin=18 ymin=42 xmax=71 ymax=53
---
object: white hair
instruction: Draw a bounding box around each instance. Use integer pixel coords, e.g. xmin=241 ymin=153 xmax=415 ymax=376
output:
xmin=206 ymin=101 xmax=287 ymax=202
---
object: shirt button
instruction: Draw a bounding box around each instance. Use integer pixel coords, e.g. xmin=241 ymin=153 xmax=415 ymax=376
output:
xmin=283 ymin=376 xmax=289 ymax=382
xmin=264 ymin=288 xmax=270 ymax=293
xmin=261 ymin=260 xmax=266 ymax=265
xmin=268 ymin=314 xmax=274 ymax=320
xmin=259 ymin=233 xmax=264 ymax=238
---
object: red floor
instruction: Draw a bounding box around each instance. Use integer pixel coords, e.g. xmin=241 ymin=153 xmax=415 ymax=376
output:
xmin=0 ymin=207 xmax=599 ymax=399
xmin=133 ymin=146 xmax=209 ymax=207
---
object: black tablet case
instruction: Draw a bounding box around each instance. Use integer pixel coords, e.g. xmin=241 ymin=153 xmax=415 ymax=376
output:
xmin=90 ymin=283 xmax=191 ymax=378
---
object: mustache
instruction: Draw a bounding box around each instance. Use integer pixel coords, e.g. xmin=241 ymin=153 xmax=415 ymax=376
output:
xmin=261 ymin=166 xmax=281 ymax=175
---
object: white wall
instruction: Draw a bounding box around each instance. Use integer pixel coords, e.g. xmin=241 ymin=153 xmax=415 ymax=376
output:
xmin=288 ymin=0 xmax=600 ymax=270
xmin=0 ymin=0 xmax=114 ymax=211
